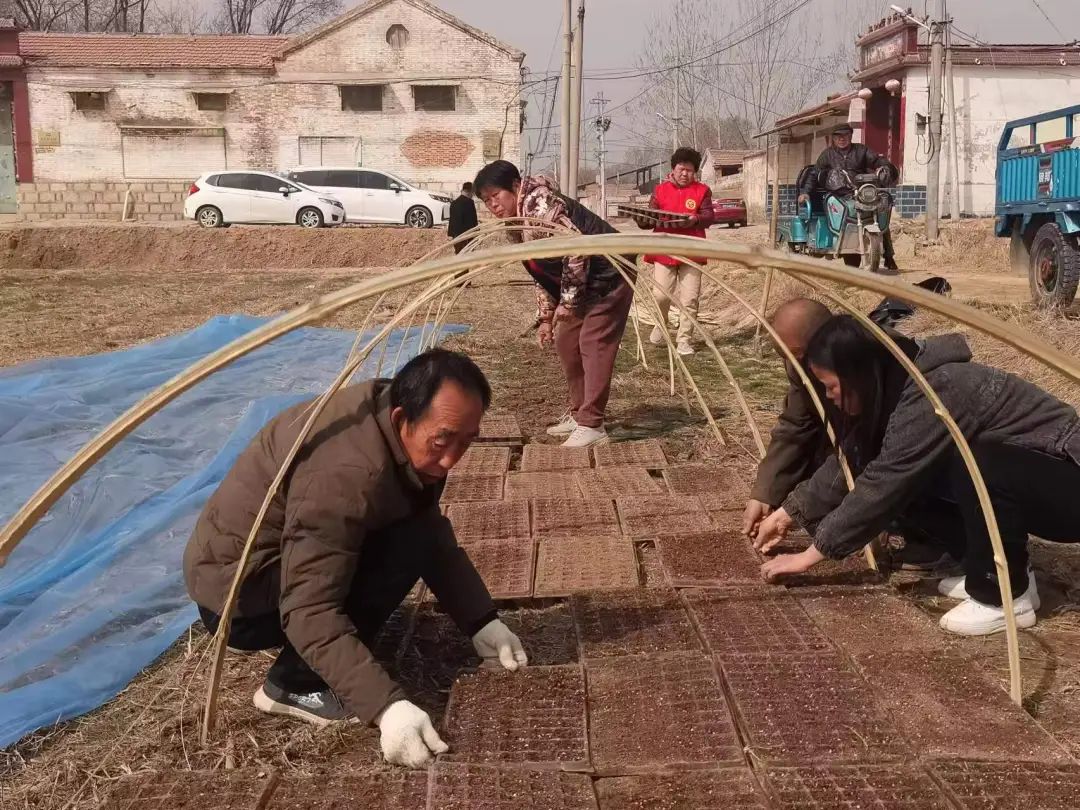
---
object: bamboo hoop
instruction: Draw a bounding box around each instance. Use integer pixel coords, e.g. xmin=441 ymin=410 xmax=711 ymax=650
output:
xmin=754 ymin=266 xmax=776 ymax=350
xmin=200 ymin=265 xmax=489 ymax=742
xmin=686 ymin=261 xmax=874 ymax=570
xmin=792 ymin=271 xmax=1023 ymax=703
xmin=5 ymin=234 xmax=1079 ymax=565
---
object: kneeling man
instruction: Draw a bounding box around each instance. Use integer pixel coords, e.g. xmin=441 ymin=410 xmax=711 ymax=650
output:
xmin=183 ymin=349 xmax=526 ymax=768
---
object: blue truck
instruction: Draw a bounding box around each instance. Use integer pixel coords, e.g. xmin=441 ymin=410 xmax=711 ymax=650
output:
xmin=996 ymin=104 xmax=1080 ymax=308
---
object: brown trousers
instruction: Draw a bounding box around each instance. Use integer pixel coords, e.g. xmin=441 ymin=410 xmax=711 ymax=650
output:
xmin=554 ymin=282 xmax=634 ymax=428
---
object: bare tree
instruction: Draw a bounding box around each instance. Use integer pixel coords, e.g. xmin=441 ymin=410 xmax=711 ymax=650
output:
xmin=148 ymin=0 xmax=206 ymax=33
xmin=262 ymin=0 xmax=340 ymax=35
xmin=14 ymin=0 xmax=81 ymax=30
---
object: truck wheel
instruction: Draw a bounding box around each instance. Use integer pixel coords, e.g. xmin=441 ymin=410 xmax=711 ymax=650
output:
xmin=1029 ymin=222 xmax=1080 ymax=309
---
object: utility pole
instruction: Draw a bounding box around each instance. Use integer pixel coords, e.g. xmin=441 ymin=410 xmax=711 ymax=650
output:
xmin=656 ymin=112 xmax=680 ymax=152
xmin=945 ymin=19 xmax=962 ymax=222
xmin=592 ymin=92 xmax=611 ymax=217
xmin=568 ymin=1 xmax=585 ymax=196
xmin=925 ymin=0 xmax=946 ymax=240
xmin=559 ymin=0 xmax=572 ymax=191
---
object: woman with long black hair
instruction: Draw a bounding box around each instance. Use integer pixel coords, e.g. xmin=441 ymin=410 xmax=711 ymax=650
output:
xmin=753 ymin=314 xmax=1080 ymax=636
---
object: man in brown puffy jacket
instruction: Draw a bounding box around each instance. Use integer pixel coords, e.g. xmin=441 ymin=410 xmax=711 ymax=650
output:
xmin=183 ymin=349 xmax=527 ymax=768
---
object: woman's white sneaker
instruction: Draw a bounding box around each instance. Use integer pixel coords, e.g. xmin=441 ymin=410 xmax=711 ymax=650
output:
xmin=562 ymin=425 xmax=608 ymax=448
xmin=937 ymin=569 xmax=1040 ymax=610
xmin=546 ymin=413 xmax=577 ymax=436
xmin=939 ymin=592 xmax=1038 ymax=636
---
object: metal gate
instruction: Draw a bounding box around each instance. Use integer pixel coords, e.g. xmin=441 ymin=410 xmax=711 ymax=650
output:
xmin=0 ymin=84 xmax=16 ymax=214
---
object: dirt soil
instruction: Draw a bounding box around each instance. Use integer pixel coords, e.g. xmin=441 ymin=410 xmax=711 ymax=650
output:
xmin=3 ymin=218 xmax=1080 ymax=807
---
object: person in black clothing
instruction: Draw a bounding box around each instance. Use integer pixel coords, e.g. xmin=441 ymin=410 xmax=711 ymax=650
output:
xmin=447 ymin=182 xmax=479 ymax=253
xmin=799 ymin=123 xmax=900 ymax=271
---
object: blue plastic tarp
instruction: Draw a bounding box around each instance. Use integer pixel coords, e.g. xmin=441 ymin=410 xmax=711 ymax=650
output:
xmin=0 ymin=314 xmax=464 ymax=747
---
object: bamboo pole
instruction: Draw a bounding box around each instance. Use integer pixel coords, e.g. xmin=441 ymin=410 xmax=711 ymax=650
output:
xmin=794 ymin=272 xmax=1022 ymax=703
xmin=200 ymin=266 xmax=489 ymax=742
xmin=690 ymin=262 xmax=873 ymax=570
xmin=4 ymin=235 xmax=1079 ymax=564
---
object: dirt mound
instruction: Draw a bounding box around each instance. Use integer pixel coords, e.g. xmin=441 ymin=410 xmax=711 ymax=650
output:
xmin=0 ymin=224 xmax=448 ymax=270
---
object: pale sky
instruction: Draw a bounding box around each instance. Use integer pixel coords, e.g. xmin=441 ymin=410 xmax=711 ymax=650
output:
xmin=425 ymin=0 xmax=1077 ymax=168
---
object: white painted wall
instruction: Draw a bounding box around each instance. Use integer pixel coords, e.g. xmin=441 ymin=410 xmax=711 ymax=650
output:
xmin=901 ymin=64 xmax=1080 ymax=215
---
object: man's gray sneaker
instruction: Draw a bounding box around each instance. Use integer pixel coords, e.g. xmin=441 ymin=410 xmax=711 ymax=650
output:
xmin=253 ymin=681 xmax=349 ymax=728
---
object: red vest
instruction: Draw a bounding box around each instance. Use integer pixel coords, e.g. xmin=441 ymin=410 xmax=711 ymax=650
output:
xmin=645 ymin=179 xmax=709 ymax=266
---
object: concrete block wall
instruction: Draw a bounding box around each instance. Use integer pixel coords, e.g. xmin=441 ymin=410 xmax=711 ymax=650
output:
xmin=17 ymin=181 xmax=187 ymax=221
xmin=765 ymin=183 xmax=928 ymax=219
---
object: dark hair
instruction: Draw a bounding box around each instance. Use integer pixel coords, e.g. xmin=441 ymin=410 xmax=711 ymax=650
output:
xmin=671 ymin=147 xmax=702 ymax=172
xmin=461 ymin=181 xmax=473 ymax=193
xmin=473 ymin=160 xmax=521 ymax=196
xmin=805 ymin=315 xmax=895 ymax=464
xmin=390 ymin=348 xmax=492 ymax=422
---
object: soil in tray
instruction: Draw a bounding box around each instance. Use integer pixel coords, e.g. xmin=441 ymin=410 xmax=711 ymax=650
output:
xmin=430 ymin=763 xmax=597 ymax=810
xmin=657 ymin=530 xmax=765 ymax=586
xmin=595 ymin=767 xmax=769 ymax=810
xmin=504 ymin=471 xmax=582 ymax=500
xmin=531 ymin=497 xmax=620 ymax=537
xmin=586 ymin=652 xmax=742 ymax=772
xmin=478 ymin=413 xmax=523 ymax=442
xmin=441 ymin=473 xmax=505 ymax=503
xmin=720 ymin=650 xmax=910 ymax=764
xmin=443 ymin=665 xmax=588 ymax=767
xmin=571 ymin=588 xmax=702 ymax=658
xmin=593 ymin=438 xmax=668 ymax=468
xmin=268 ymin=771 xmax=429 ymax=809
xmin=856 ymin=649 xmax=1071 ymax=762
xmin=398 ymin=604 xmax=578 ymax=721
xmin=454 ymin=446 xmax=512 ymax=475
xmin=663 ymin=464 xmax=749 ymax=500
xmin=930 ymin=760 xmax=1080 ymax=810
xmin=459 ymin=539 xmax=535 ymax=599
xmin=104 ymin=769 xmax=275 ymax=810
xmin=617 ymin=495 xmax=713 ymax=537
xmin=797 ymin=589 xmax=947 ymax=655
xmin=534 ymin=535 xmax=639 ymax=596
xmin=683 ymin=589 xmax=831 ymax=657
xmin=447 ymin=500 xmax=530 ymax=541
xmin=763 ymin=764 xmax=953 ymax=810
xmin=520 ymin=443 xmax=592 ymax=471
xmin=574 ymin=466 xmax=664 ymax=498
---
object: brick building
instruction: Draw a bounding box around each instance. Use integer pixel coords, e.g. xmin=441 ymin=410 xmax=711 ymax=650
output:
xmin=13 ymin=0 xmax=524 ymax=221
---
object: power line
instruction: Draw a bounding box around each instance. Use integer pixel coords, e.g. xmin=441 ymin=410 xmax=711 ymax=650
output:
xmin=1030 ymin=0 xmax=1068 ymax=41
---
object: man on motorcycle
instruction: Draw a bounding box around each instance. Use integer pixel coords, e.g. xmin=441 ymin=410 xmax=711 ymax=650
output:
xmin=798 ymin=123 xmax=899 ymax=271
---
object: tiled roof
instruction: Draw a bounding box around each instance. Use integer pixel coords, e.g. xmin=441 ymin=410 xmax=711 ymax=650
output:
xmin=706 ymin=149 xmax=754 ymax=166
xmin=18 ymin=33 xmax=288 ymax=69
xmin=0 ymin=54 xmax=23 ymax=67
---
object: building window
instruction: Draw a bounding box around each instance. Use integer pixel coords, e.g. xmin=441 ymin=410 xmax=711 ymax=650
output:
xmin=71 ymin=91 xmax=106 ymax=111
xmin=386 ymin=24 xmax=409 ymax=48
xmin=194 ymin=93 xmax=228 ymax=111
xmin=340 ymin=85 xmax=384 ymax=112
xmin=413 ymin=85 xmax=456 ymax=112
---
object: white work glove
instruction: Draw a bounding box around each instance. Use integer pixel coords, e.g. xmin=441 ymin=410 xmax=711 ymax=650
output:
xmin=376 ymin=700 xmax=448 ymax=769
xmin=471 ymin=618 xmax=529 ymax=671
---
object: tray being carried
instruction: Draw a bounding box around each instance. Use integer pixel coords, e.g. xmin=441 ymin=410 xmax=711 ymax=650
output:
xmin=616 ymin=203 xmax=694 ymax=226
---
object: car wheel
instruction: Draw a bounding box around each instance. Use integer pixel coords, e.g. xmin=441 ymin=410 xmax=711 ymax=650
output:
xmin=298 ymin=207 xmax=324 ymax=229
xmin=196 ymin=206 xmax=223 ymax=228
xmin=406 ymin=206 xmax=433 ymax=228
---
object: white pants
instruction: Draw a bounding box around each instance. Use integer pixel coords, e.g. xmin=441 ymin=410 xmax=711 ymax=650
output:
xmin=651 ymin=261 xmax=702 ymax=342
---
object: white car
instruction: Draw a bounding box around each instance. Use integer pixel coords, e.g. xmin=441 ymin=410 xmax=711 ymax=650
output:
xmin=285 ymin=166 xmax=451 ymax=228
xmin=185 ymin=170 xmax=345 ymax=228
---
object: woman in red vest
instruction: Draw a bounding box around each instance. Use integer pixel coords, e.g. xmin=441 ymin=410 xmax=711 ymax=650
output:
xmin=635 ymin=147 xmax=715 ymax=355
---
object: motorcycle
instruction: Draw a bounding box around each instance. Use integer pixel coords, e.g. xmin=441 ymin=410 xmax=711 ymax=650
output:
xmin=778 ymin=166 xmax=895 ymax=274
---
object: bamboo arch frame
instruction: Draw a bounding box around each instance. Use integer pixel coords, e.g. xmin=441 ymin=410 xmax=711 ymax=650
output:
xmin=3 ymin=233 xmax=1077 ymax=727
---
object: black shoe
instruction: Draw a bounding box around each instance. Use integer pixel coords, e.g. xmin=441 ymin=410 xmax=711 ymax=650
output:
xmin=891 ymin=541 xmax=959 ymax=573
xmin=884 ymin=257 xmax=900 ymax=272
xmin=253 ymin=681 xmax=350 ymax=727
